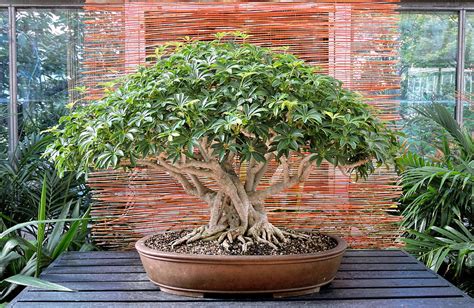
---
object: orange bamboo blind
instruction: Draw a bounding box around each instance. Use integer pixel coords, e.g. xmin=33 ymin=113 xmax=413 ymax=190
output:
xmin=82 ymin=0 xmax=402 ymax=250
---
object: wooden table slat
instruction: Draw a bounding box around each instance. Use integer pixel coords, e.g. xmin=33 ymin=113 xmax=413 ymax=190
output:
xmin=9 ymin=250 xmax=473 ymax=307
xmin=11 ymin=298 xmax=474 ymax=308
xmin=40 ymin=273 xmax=150 ymax=282
xmin=16 ymin=287 xmax=465 ymax=302
xmin=46 ymin=265 xmax=146 ymax=274
xmin=53 ymin=256 xmax=416 ymax=267
xmin=23 ymin=278 xmax=451 ymax=292
xmin=335 ymin=271 xmax=437 ymax=279
xmin=8 ymin=297 xmax=472 ymax=308
xmin=17 ymin=287 xmax=466 ymax=302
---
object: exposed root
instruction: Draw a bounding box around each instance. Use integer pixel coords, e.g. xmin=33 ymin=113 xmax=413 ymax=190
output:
xmin=217 ymin=227 xmax=245 ymax=244
xmin=170 ymin=222 xmax=308 ymax=253
xmin=247 ymin=221 xmax=288 ymax=250
xmin=170 ymin=225 xmax=227 ymax=248
xmin=281 ymin=230 xmax=310 ymax=240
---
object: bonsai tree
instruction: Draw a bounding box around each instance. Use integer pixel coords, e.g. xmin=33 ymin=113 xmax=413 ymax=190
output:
xmin=46 ymin=33 xmax=398 ymax=251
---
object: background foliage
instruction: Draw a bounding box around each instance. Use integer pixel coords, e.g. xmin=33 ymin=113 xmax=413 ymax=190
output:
xmin=0 ymin=134 xmax=92 ymax=302
xmin=1 ymin=176 xmax=91 ymax=301
xmin=398 ymin=104 xmax=473 ymax=296
xmin=399 ymin=12 xmax=474 ymax=155
xmin=0 ymin=9 xmax=83 ymax=160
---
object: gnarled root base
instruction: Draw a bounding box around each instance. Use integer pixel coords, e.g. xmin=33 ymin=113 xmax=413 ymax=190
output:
xmin=170 ymin=222 xmax=309 ymax=253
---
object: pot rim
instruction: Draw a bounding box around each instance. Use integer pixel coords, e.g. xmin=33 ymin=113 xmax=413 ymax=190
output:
xmin=135 ymin=231 xmax=347 ymax=262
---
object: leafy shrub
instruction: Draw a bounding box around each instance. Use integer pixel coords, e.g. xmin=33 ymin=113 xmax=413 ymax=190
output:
xmin=1 ymin=177 xmax=92 ymax=301
xmin=398 ymin=103 xmax=473 ymax=296
xmin=0 ymin=133 xmax=89 ymax=231
xmin=0 ymin=134 xmax=92 ymax=302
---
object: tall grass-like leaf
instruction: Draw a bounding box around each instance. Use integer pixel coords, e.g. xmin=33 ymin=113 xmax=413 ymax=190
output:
xmin=1 ymin=134 xmax=89 ymax=235
xmin=50 ymin=206 xmax=91 ymax=260
xmin=0 ymin=251 xmax=20 ymax=277
xmin=3 ymin=275 xmax=73 ymax=292
xmin=1 ymin=134 xmax=91 ymax=300
xmin=0 ymin=255 xmax=36 ymax=300
xmin=35 ymin=176 xmax=47 ymax=278
xmin=0 ymin=217 xmax=92 ymax=239
xmin=45 ymin=201 xmax=72 ymax=253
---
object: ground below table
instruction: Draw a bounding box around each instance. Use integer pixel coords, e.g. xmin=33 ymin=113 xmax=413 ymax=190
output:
xmin=8 ymin=249 xmax=473 ymax=307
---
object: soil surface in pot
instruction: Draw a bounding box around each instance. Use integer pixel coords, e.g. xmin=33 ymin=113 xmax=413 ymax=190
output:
xmin=144 ymin=229 xmax=337 ymax=256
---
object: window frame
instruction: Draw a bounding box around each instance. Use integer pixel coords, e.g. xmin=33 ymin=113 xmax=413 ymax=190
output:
xmin=0 ymin=1 xmax=84 ymax=159
xmin=400 ymin=0 xmax=474 ymax=125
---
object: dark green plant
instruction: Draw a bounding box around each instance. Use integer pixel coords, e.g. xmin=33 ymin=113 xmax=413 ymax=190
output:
xmin=404 ymin=220 xmax=473 ymax=277
xmin=0 ymin=177 xmax=92 ymax=301
xmin=46 ymin=33 xmax=399 ymax=251
xmin=0 ymin=133 xmax=89 ymax=232
xmin=398 ymin=103 xmax=473 ymax=296
xmin=398 ymin=104 xmax=473 ymax=232
xmin=0 ymin=133 xmax=92 ymax=302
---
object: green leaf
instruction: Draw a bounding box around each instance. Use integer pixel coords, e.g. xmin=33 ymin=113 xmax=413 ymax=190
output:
xmin=51 ymin=207 xmax=90 ymax=260
xmin=36 ymin=175 xmax=48 ymax=277
xmin=0 ymin=217 xmax=94 ymax=239
xmin=3 ymin=274 xmax=73 ymax=292
xmin=46 ymin=201 xmax=72 ymax=254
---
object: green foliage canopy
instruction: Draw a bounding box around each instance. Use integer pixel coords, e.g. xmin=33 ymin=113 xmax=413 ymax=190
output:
xmin=47 ymin=35 xmax=398 ymax=178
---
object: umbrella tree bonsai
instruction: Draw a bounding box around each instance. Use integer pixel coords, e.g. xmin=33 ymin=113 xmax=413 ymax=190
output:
xmin=46 ymin=33 xmax=398 ymax=252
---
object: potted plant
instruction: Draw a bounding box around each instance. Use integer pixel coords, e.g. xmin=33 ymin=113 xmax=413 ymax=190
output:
xmin=46 ymin=33 xmax=398 ymax=297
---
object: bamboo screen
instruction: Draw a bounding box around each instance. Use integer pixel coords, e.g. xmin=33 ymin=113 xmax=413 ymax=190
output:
xmin=82 ymin=0 xmax=402 ymax=250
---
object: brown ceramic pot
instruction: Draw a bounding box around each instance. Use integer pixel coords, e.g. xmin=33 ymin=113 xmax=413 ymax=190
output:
xmin=135 ymin=233 xmax=347 ymax=298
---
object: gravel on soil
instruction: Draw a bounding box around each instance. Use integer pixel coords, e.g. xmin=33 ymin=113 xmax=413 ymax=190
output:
xmin=144 ymin=229 xmax=337 ymax=256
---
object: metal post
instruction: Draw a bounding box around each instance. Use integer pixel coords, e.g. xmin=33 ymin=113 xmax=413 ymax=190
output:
xmin=7 ymin=5 xmax=18 ymax=160
xmin=456 ymin=9 xmax=466 ymax=125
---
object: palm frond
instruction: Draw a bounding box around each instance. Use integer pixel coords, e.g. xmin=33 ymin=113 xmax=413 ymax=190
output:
xmin=403 ymin=220 xmax=474 ymax=277
xmin=415 ymin=103 xmax=473 ymax=159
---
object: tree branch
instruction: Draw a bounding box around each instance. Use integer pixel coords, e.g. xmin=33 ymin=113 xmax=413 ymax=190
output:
xmin=140 ymin=158 xmax=215 ymax=202
xmin=136 ymin=159 xmax=159 ymax=169
xmin=189 ymin=174 xmax=214 ymax=197
xmin=251 ymin=153 xmax=274 ymax=191
xmin=249 ymin=153 xmax=315 ymax=203
xmin=157 ymin=157 xmax=213 ymax=178
xmin=269 ymin=155 xmax=291 ymax=185
xmin=197 ymin=137 xmax=211 ymax=162
xmin=177 ymin=158 xmax=217 ymax=171
xmin=155 ymin=164 xmax=198 ymax=197
xmin=245 ymin=158 xmax=258 ymax=192
xmin=297 ymin=153 xmax=316 ymax=178
xmin=337 ymin=158 xmax=371 ymax=176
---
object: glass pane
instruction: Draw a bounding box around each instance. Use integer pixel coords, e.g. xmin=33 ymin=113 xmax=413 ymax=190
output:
xmin=16 ymin=9 xmax=83 ymax=138
xmin=463 ymin=13 xmax=474 ymax=134
xmin=0 ymin=10 xmax=8 ymax=159
xmin=399 ymin=12 xmax=458 ymax=155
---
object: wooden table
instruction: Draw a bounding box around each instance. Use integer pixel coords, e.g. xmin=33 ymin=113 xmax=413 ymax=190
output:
xmin=9 ymin=250 xmax=473 ymax=307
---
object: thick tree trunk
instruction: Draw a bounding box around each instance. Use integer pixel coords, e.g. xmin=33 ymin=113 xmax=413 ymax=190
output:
xmin=142 ymin=137 xmax=370 ymax=251
xmin=158 ymin=153 xmax=318 ymax=251
xmin=170 ymin=190 xmax=299 ymax=252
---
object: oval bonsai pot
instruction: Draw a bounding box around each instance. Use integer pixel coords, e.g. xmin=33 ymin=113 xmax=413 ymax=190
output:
xmin=135 ymin=232 xmax=347 ymax=298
